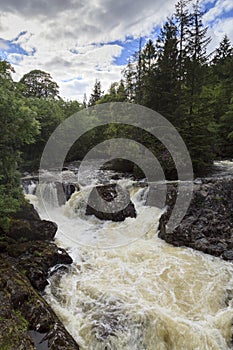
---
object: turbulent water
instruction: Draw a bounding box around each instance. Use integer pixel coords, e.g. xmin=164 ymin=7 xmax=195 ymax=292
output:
xmin=25 ymin=165 xmax=233 ymax=350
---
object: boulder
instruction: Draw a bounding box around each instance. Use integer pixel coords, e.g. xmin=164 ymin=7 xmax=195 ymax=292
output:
xmin=8 ymin=219 xmax=57 ymax=242
xmin=7 ymin=241 xmax=72 ymax=291
xmin=86 ymin=184 xmax=136 ymax=221
xmin=102 ymin=159 xmax=135 ymax=173
xmin=158 ymin=178 xmax=233 ymax=260
xmin=12 ymin=201 xmax=40 ymax=221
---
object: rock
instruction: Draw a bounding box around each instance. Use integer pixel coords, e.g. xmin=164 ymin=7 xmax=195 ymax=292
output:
xmin=54 ymin=182 xmax=76 ymax=205
xmin=8 ymin=219 xmax=58 ymax=242
xmin=102 ymin=159 xmax=134 ymax=173
xmin=8 ymin=200 xmax=58 ymax=242
xmin=158 ymin=178 xmax=233 ymax=260
xmin=86 ymin=184 xmax=136 ymax=221
xmin=7 ymin=241 xmax=73 ymax=291
xmin=0 ymin=258 xmax=79 ymax=350
xmin=222 ymin=250 xmax=233 ymax=260
xmin=12 ymin=201 xmax=40 ymax=221
xmin=0 ymin=201 xmax=79 ymax=349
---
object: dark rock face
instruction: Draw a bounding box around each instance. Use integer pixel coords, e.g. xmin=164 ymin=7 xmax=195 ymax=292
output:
xmin=159 ymin=178 xmax=233 ymax=260
xmin=8 ymin=219 xmax=58 ymax=242
xmin=55 ymin=182 xmax=76 ymax=206
xmin=86 ymin=184 xmax=136 ymax=221
xmin=0 ymin=202 xmax=79 ymax=350
xmin=7 ymin=241 xmax=72 ymax=291
xmin=8 ymin=201 xmax=58 ymax=242
xmin=0 ymin=258 xmax=79 ymax=350
xmin=102 ymin=159 xmax=135 ymax=173
xmin=12 ymin=202 xmax=40 ymax=221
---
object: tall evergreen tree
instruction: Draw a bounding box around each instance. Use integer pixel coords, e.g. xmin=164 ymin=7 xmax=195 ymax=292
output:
xmin=175 ymin=0 xmax=191 ymax=81
xmin=213 ymin=35 xmax=233 ymax=66
xmin=88 ymin=79 xmax=103 ymax=106
xmin=155 ymin=17 xmax=179 ymax=123
xmin=185 ymin=0 xmax=211 ymax=115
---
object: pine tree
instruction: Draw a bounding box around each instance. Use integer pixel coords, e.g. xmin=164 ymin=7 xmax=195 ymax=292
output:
xmin=155 ymin=17 xmax=179 ymax=123
xmin=175 ymin=0 xmax=192 ymax=82
xmin=88 ymin=80 xmax=103 ymax=106
xmin=185 ymin=0 xmax=211 ymax=115
xmin=123 ymin=60 xmax=137 ymax=102
xmin=213 ymin=35 xmax=233 ymax=65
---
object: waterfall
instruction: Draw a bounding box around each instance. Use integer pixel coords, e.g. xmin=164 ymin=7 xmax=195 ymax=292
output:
xmin=24 ymin=164 xmax=233 ymax=350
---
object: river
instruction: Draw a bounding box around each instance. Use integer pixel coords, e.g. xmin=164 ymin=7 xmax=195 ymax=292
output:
xmin=24 ymin=161 xmax=233 ymax=350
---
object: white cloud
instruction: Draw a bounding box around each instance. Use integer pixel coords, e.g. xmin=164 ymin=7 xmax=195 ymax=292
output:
xmin=0 ymin=0 xmax=177 ymax=101
xmin=207 ymin=17 xmax=233 ymax=54
xmin=203 ymin=0 xmax=233 ymax=23
xmin=0 ymin=0 xmax=232 ymax=101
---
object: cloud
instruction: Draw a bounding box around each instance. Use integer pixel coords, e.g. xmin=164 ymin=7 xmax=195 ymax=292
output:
xmin=0 ymin=39 xmax=9 ymax=49
xmin=0 ymin=0 xmax=177 ymax=101
xmin=207 ymin=16 xmax=233 ymax=54
xmin=203 ymin=0 xmax=233 ymax=23
xmin=0 ymin=0 xmax=82 ymax=17
xmin=0 ymin=0 xmax=232 ymax=101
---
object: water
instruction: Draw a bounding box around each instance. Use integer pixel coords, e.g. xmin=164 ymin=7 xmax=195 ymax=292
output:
xmin=25 ymin=165 xmax=233 ymax=350
xmin=211 ymin=160 xmax=233 ymax=178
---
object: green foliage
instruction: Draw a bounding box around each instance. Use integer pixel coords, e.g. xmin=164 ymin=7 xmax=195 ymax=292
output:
xmin=97 ymin=80 xmax=128 ymax=103
xmin=88 ymin=79 xmax=104 ymax=106
xmin=19 ymin=69 xmax=60 ymax=99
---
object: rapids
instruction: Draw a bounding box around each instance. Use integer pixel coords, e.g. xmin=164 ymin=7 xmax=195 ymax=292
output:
xmin=25 ymin=166 xmax=233 ymax=350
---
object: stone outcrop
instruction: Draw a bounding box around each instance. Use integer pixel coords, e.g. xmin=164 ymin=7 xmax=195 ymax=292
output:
xmin=158 ymin=177 xmax=233 ymax=260
xmin=86 ymin=183 xmax=136 ymax=221
xmin=0 ymin=201 xmax=79 ymax=350
xmin=0 ymin=258 xmax=79 ymax=350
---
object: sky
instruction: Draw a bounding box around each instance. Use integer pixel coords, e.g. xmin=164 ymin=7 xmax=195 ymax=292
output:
xmin=0 ymin=0 xmax=232 ymax=102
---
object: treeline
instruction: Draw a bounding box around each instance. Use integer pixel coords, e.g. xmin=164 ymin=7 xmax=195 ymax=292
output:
xmin=88 ymin=0 xmax=233 ymax=175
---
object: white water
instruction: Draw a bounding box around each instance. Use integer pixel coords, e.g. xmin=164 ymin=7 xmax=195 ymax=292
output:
xmin=25 ymin=171 xmax=233 ymax=350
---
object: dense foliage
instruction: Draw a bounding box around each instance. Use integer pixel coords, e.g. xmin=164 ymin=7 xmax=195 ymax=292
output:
xmin=0 ymin=62 xmax=82 ymax=228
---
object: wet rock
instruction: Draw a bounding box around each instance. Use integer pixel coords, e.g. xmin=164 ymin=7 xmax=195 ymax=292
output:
xmin=86 ymin=183 xmax=136 ymax=221
xmin=7 ymin=241 xmax=73 ymax=292
xmin=159 ymin=178 xmax=233 ymax=260
xmin=12 ymin=201 xmax=40 ymax=221
xmin=222 ymin=250 xmax=233 ymax=260
xmin=102 ymin=159 xmax=135 ymax=173
xmin=54 ymin=182 xmax=76 ymax=205
xmin=0 ymin=258 xmax=79 ymax=350
xmin=8 ymin=219 xmax=58 ymax=242
xmin=0 ymin=201 xmax=79 ymax=349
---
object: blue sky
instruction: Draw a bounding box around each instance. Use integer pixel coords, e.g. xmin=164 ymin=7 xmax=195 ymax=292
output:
xmin=0 ymin=0 xmax=232 ymax=101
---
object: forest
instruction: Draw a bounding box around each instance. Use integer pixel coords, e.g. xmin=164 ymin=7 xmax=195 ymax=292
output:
xmin=0 ymin=0 xmax=233 ymax=230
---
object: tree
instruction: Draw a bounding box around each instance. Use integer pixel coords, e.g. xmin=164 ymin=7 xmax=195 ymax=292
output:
xmin=0 ymin=60 xmax=15 ymax=81
xmin=123 ymin=60 xmax=136 ymax=102
xmin=213 ymin=35 xmax=233 ymax=66
xmin=22 ymin=98 xmax=65 ymax=169
xmin=155 ymin=17 xmax=180 ymax=123
xmin=97 ymin=80 xmax=127 ymax=103
xmin=20 ymin=69 xmax=60 ymax=99
xmin=185 ymin=0 xmax=211 ymax=115
xmin=88 ymin=80 xmax=103 ymax=106
xmin=0 ymin=61 xmax=40 ymax=229
xmin=175 ymin=0 xmax=191 ymax=81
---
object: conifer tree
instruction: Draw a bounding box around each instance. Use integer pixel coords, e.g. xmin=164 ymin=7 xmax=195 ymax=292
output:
xmin=88 ymin=80 xmax=103 ymax=106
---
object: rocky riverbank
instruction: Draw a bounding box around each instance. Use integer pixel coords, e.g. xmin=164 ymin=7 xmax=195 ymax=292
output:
xmin=159 ymin=177 xmax=233 ymax=260
xmin=0 ymin=202 xmax=79 ymax=350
